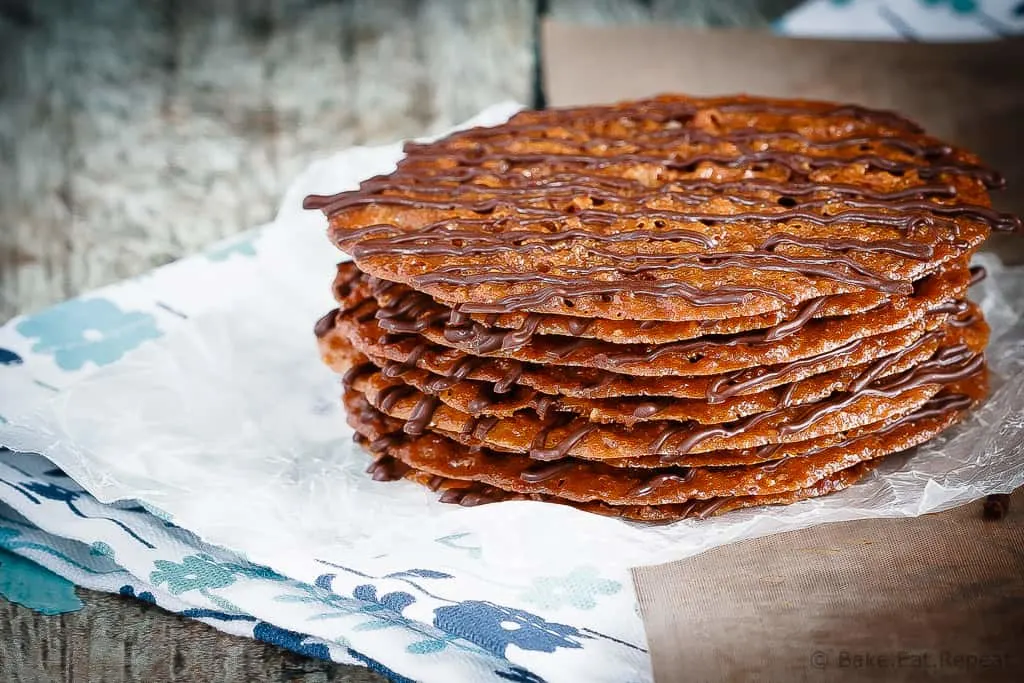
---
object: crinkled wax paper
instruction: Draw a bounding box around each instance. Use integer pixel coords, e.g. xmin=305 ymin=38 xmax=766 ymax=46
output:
xmin=2 ymin=103 xmax=1023 ymax=584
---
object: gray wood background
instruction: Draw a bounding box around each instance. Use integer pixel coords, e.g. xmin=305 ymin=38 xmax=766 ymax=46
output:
xmin=0 ymin=1 xmax=799 ymax=680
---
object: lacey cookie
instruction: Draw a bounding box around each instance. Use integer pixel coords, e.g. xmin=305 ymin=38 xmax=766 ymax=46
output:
xmin=306 ymin=94 xmax=1018 ymax=520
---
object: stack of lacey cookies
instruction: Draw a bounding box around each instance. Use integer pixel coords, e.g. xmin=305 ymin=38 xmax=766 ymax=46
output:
xmin=305 ymin=94 xmax=1019 ymax=522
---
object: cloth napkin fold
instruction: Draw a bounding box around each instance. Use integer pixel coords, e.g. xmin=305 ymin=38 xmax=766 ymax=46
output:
xmin=0 ymin=449 xmax=604 ymax=682
xmin=0 ymin=451 xmax=362 ymax=669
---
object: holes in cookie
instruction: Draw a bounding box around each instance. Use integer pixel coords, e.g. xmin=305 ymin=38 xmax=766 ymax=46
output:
xmin=564 ymin=204 xmax=578 ymax=214
xmin=776 ymin=196 xmax=797 ymax=208
xmin=859 ymin=143 xmax=872 ymax=152
xmin=599 ymin=294 xmax=613 ymax=303
xmin=889 ymin=170 xmax=905 ymax=177
xmin=687 ymin=353 xmax=704 ymax=364
xmin=699 ymin=219 xmax=718 ymax=227
xmin=654 ymin=219 xmax=667 ymax=228
xmin=562 ymin=298 xmax=575 ymax=308
xmin=678 ymin=161 xmax=700 ymax=173
xmin=667 ymin=113 xmax=694 ymax=127
xmin=591 ymin=197 xmax=606 ymax=206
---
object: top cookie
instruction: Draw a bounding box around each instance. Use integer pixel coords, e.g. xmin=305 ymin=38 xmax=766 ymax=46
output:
xmin=306 ymin=94 xmax=1017 ymax=322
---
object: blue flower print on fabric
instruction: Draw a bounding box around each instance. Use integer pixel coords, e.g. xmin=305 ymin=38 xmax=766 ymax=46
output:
xmin=20 ymin=482 xmax=78 ymax=504
xmin=0 ymin=348 xmax=23 ymax=366
xmin=353 ymin=583 xmax=417 ymax=614
xmin=519 ymin=566 xmax=622 ymax=611
xmin=253 ymin=622 xmax=331 ymax=660
xmin=16 ymin=298 xmax=161 ymax=370
xmin=119 ymin=584 xmax=157 ymax=605
xmin=345 ymin=648 xmax=417 ymax=683
xmin=495 ymin=666 xmax=549 ymax=683
xmin=16 ymin=481 xmax=154 ymax=548
xmin=150 ymin=553 xmax=236 ymax=595
xmin=433 ymin=600 xmax=585 ymax=658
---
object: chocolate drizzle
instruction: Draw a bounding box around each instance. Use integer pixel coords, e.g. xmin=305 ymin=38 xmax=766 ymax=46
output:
xmin=358 ymin=339 xmax=974 ymax=462
xmin=438 ymin=487 xmax=496 ymax=507
xmin=307 ymin=97 xmax=1017 ymax=317
xmin=339 ymin=272 xmax=973 ymax=423
xmin=320 ymin=96 xmax=1000 ymax=521
xmin=404 ymin=394 xmax=440 ymax=436
xmin=701 ymin=336 xmax=856 ymax=404
xmin=378 ymin=384 xmax=416 ymax=413
xmin=342 ymin=362 xmax=377 ymax=390
xmin=462 ymin=415 xmax=499 ymax=441
xmin=364 ymin=455 xmax=409 ymax=482
xmin=520 ymin=460 xmax=578 ymax=484
xmin=314 ymin=309 xmax=340 ymax=338
xmin=632 ymin=402 xmax=666 ymax=419
xmin=762 ymin=297 xmax=827 ymax=342
xmin=348 ymin=385 xmax=974 ymax=507
xmin=627 ymin=471 xmax=695 ymax=497
xmin=706 ymin=327 xmax=945 ymax=405
xmin=778 ymin=347 xmax=982 ymax=437
xmin=394 ymin=145 xmax=999 ymax=188
xmin=653 ymin=345 xmax=982 ymax=460
xmin=346 ymin=273 xmax=952 ymax=376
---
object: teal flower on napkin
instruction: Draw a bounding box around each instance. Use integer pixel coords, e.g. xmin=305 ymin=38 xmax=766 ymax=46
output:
xmin=150 ymin=553 xmax=236 ymax=595
xmin=16 ymin=298 xmax=161 ymax=371
xmin=205 ymin=231 xmax=261 ymax=262
xmin=0 ymin=548 xmax=83 ymax=615
xmin=921 ymin=0 xmax=977 ymax=13
xmin=519 ymin=566 xmax=622 ymax=611
xmin=90 ymin=541 xmax=114 ymax=559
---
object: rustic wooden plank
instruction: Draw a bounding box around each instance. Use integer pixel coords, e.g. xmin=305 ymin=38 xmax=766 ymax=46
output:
xmin=0 ymin=1 xmax=80 ymax=320
xmin=0 ymin=0 xmax=535 ymax=321
xmin=0 ymin=586 xmax=386 ymax=682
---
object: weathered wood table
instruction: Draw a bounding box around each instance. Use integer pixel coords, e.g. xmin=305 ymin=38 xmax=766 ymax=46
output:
xmin=0 ymin=1 xmax=799 ymax=680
